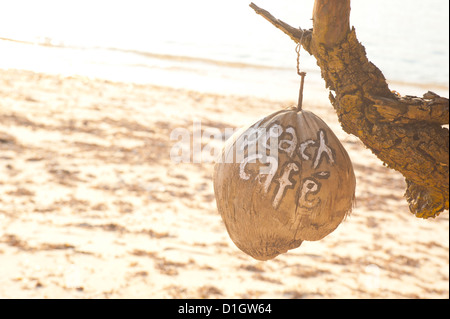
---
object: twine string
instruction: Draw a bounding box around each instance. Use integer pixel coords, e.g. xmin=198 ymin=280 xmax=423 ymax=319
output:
xmin=296 ymin=31 xmax=306 ymax=112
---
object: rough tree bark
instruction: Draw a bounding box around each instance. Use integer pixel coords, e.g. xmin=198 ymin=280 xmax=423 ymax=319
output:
xmin=250 ymin=1 xmax=449 ymax=218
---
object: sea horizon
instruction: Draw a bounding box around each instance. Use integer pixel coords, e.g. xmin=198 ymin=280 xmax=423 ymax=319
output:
xmin=0 ymin=0 xmax=448 ymax=100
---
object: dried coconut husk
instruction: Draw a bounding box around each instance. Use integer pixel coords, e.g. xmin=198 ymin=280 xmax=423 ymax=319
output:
xmin=214 ymin=108 xmax=356 ymax=261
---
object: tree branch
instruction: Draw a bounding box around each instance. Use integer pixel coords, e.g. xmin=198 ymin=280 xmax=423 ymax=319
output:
xmin=249 ymin=3 xmax=311 ymax=47
xmin=249 ymin=1 xmax=449 ymax=218
xmin=312 ymin=0 xmax=350 ymax=48
xmin=368 ymin=92 xmax=449 ymax=125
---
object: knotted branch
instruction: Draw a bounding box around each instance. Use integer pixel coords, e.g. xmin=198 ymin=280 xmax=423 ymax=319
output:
xmin=250 ymin=1 xmax=449 ymax=218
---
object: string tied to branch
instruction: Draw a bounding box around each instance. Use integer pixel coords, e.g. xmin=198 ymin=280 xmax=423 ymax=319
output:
xmin=296 ymin=31 xmax=306 ymax=112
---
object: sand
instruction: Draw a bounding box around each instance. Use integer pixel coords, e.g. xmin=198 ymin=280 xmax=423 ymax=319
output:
xmin=0 ymin=68 xmax=448 ymax=299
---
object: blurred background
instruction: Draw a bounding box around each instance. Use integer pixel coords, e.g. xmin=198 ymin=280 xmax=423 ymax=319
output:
xmin=1 ymin=0 xmax=448 ymax=99
xmin=0 ymin=0 xmax=448 ymax=299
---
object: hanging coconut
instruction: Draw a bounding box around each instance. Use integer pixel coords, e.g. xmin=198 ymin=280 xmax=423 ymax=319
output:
xmin=213 ymin=107 xmax=356 ymax=261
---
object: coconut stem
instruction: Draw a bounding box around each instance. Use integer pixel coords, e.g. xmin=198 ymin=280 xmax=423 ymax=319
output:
xmin=297 ymin=72 xmax=306 ymax=112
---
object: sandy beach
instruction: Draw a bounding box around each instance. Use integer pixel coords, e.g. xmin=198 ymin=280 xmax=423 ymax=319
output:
xmin=0 ymin=68 xmax=448 ymax=299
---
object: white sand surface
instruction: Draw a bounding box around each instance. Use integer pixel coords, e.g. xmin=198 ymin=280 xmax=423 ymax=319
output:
xmin=0 ymin=68 xmax=448 ymax=298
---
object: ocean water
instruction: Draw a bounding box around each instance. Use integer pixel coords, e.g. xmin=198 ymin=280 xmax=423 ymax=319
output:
xmin=0 ymin=0 xmax=448 ymax=100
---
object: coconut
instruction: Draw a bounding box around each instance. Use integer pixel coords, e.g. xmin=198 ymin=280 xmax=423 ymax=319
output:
xmin=213 ymin=108 xmax=356 ymax=261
